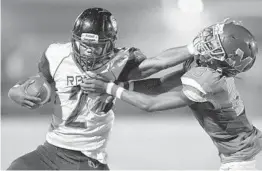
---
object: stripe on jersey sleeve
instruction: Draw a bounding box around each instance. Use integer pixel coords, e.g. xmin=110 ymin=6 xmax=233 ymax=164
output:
xmin=182 ymin=84 xmax=207 ymax=103
xmin=38 ymin=51 xmax=54 ymax=84
xmin=181 ymin=76 xmax=207 ymax=94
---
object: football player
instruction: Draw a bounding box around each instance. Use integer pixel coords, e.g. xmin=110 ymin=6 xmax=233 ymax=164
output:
xmin=7 ymin=7 xmax=200 ymax=170
xmin=83 ymin=19 xmax=262 ymax=170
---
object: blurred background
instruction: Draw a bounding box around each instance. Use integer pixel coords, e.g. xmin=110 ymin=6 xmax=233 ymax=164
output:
xmin=1 ymin=0 xmax=262 ymax=170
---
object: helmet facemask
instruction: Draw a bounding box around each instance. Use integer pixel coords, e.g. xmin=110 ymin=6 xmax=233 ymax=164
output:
xmin=72 ymin=33 xmax=114 ymax=71
xmin=193 ymin=20 xmax=227 ymax=63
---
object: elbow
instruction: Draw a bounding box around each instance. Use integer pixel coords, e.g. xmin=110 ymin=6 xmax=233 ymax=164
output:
xmin=139 ymin=100 xmax=156 ymax=112
xmin=144 ymin=106 xmax=155 ymax=112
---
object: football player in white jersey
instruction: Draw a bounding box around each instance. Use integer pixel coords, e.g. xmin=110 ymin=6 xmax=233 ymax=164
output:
xmin=7 ymin=7 xmax=201 ymax=170
xmin=82 ymin=19 xmax=262 ymax=171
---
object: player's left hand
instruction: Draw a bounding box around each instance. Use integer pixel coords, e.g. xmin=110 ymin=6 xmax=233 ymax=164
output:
xmin=80 ymin=74 xmax=109 ymax=94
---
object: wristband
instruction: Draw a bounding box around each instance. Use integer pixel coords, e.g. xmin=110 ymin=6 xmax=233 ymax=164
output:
xmin=106 ymin=82 xmax=115 ymax=95
xmin=116 ymin=87 xmax=125 ymax=99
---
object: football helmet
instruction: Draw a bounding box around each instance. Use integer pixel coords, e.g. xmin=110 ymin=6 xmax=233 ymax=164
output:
xmin=71 ymin=8 xmax=118 ymax=71
xmin=193 ymin=18 xmax=258 ymax=76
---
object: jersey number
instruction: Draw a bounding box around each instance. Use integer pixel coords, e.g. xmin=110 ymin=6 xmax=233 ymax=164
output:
xmin=65 ymin=85 xmax=88 ymax=128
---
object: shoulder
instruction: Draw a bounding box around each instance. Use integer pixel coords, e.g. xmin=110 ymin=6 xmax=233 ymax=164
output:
xmin=38 ymin=42 xmax=71 ymax=82
xmin=45 ymin=42 xmax=72 ymax=61
xmin=181 ymin=67 xmax=226 ymax=102
xmin=114 ymin=47 xmax=146 ymax=82
xmin=182 ymin=67 xmax=225 ymax=93
xmin=114 ymin=47 xmax=146 ymax=62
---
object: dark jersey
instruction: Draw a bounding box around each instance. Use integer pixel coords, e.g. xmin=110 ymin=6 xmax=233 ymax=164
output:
xmin=181 ymin=66 xmax=262 ymax=163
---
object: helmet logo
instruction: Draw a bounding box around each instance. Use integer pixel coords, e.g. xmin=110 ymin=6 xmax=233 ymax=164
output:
xmin=110 ymin=16 xmax=117 ymax=32
xmin=225 ymin=48 xmax=253 ymax=72
xmin=81 ymin=33 xmax=99 ymax=43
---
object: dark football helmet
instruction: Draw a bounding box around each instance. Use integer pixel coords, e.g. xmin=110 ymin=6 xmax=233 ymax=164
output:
xmin=71 ymin=8 xmax=118 ymax=71
xmin=193 ymin=18 xmax=258 ymax=76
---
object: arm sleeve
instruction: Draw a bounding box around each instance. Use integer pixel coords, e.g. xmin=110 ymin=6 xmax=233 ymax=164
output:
xmin=38 ymin=50 xmax=54 ymax=84
xmin=15 ymin=49 xmax=54 ymax=86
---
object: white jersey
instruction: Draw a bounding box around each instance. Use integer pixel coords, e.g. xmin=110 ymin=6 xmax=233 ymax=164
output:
xmin=38 ymin=42 xmax=145 ymax=163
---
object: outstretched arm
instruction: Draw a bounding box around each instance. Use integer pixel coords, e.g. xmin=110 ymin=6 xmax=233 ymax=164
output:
xmin=108 ymin=83 xmax=192 ymax=112
xmin=82 ymin=69 xmax=191 ymax=112
xmin=126 ymin=44 xmax=196 ymax=80
xmin=82 ymin=68 xmax=185 ymax=96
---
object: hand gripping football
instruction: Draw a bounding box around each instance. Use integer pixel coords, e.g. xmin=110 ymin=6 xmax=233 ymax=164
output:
xmin=24 ymin=76 xmax=52 ymax=105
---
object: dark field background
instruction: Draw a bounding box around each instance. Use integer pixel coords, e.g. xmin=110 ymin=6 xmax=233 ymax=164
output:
xmin=1 ymin=0 xmax=262 ymax=170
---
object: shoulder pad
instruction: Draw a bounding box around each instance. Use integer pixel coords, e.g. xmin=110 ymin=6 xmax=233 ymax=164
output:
xmin=44 ymin=42 xmax=71 ymax=77
xmin=114 ymin=47 xmax=146 ymax=82
xmin=45 ymin=42 xmax=71 ymax=59
xmin=115 ymin=47 xmax=146 ymax=61
xmin=127 ymin=47 xmax=146 ymax=62
xmin=181 ymin=67 xmax=225 ymax=95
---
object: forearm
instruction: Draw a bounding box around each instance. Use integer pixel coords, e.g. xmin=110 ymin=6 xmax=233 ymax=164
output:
xmin=106 ymin=83 xmax=191 ymax=112
xmin=107 ymin=82 xmax=153 ymax=111
xmin=153 ymin=45 xmax=193 ymax=69
xmin=122 ymin=89 xmax=155 ymax=112
xmin=121 ymin=90 xmax=190 ymax=112
xmin=128 ymin=45 xmax=193 ymax=80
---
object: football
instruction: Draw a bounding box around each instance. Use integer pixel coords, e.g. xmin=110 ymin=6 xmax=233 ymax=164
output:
xmin=24 ymin=76 xmax=52 ymax=105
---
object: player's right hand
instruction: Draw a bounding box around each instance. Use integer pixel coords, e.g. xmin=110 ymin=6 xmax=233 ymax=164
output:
xmin=80 ymin=76 xmax=108 ymax=94
xmin=8 ymin=82 xmax=42 ymax=109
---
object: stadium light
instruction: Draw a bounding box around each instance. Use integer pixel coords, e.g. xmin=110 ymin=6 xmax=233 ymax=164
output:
xmin=177 ymin=0 xmax=204 ymax=13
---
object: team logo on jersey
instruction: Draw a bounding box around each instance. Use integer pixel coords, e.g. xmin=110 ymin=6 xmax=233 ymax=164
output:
xmin=81 ymin=33 xmax=99 ymax=43
xmin=67 ymin=75 xmax=85 ymax=86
